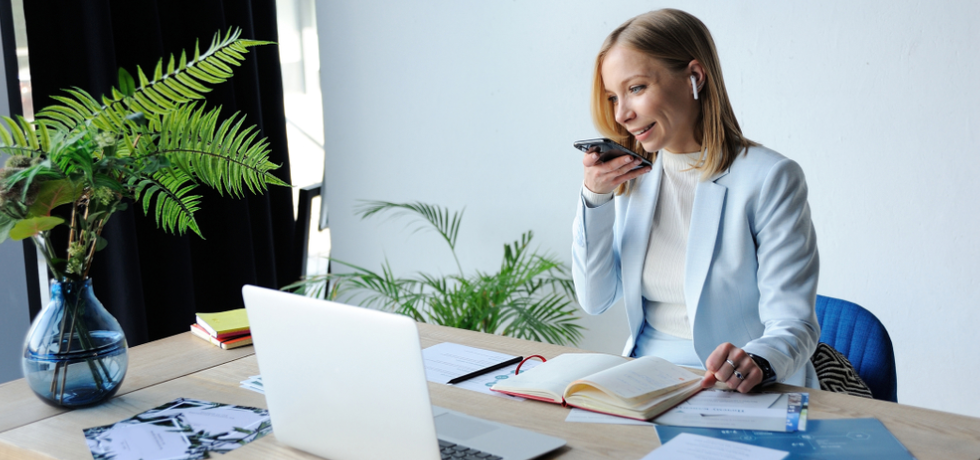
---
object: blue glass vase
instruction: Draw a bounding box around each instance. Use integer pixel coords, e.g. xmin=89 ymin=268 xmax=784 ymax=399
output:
xmin=21 ymin=279 xmax=128 ymax=407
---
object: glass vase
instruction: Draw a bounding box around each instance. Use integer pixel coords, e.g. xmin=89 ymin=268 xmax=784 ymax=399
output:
xmin=21 ymin=279 xmax=128 ymax=407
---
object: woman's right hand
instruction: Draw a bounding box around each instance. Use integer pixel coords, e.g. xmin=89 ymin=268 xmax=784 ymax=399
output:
xmin=582 ymin=149 xmax=652 ymax=195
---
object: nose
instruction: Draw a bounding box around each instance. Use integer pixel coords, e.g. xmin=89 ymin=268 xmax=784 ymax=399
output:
xmin=614 ymin=100 xmax=633 ymax=126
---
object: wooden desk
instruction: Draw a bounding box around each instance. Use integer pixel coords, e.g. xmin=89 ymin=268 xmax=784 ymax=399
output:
xmin=2 ymin=324 xmax=979 ymax=459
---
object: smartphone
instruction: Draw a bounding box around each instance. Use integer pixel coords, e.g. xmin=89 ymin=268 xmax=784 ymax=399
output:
xmin=573 ymin=138 xmax=653 ymax=169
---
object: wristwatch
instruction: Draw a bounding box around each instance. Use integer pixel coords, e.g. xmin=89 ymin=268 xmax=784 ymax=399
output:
xmin=747 ymin=353 xmax=777 ymax=385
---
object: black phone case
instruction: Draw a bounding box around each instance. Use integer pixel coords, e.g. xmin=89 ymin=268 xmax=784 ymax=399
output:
xmin=572 ymin=138 xmax=653 ymax=168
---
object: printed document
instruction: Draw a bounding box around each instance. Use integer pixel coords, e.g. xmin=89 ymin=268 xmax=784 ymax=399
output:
xmin=450 ymin=359 xmax=540 ymax=400
xmin=422 ymin=342 xmax=518 ymax=385
xmin=642 ymin=433 xmax=788 ymax=460
xmin=654 ymin=390 xmax=808 ymax=432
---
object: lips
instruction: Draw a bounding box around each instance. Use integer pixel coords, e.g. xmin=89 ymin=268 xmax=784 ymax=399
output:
xmin=631 ymin=122 xmax=655 ymax=139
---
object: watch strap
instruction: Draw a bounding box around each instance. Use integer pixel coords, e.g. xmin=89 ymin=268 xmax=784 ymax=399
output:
xmin=748 ymin=353 xmax=777 ymax=385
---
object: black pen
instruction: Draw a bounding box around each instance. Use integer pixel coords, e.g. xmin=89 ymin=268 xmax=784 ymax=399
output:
xmin=446 ymin=356 xmax=524 ymax=385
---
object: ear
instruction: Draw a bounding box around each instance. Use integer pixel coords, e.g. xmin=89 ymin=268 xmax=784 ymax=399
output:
xmin=687 ymin=60 xmax=706 ymax=93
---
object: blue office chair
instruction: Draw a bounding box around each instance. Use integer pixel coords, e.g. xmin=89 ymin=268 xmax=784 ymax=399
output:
xmin=815 ymin=295 xmax=897 ymax=402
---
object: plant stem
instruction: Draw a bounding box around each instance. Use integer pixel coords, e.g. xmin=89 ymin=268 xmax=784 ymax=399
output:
xmin=32 ymin=234 xmax=63 ymax=281
xmin=81 ymin=218 xmax=106 ymax=280
xmin=56 ymin=291 xmax=81 ymax=404
xmin=67 ymin=201 xmax=77 ymax=249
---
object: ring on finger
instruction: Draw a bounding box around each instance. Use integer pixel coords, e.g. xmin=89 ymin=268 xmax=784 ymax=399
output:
xmin=733 ymin=370 xmax=745 ymax=380
xmin=725 ymin=359 xmax=737 ymax=371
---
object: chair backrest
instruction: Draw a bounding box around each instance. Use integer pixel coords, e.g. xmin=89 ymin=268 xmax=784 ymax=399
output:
xmin=815 ymin=295 xmax=897 ymax=402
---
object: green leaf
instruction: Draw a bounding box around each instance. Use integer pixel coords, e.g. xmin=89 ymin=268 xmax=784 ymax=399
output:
xmin=49 ymin=96 xmax=92 ymax=121
xmin=9 ymin=216 xmax=63 ymax=240
xmin=152 ymin=104 xmax=288 ymax=198
xmin=355 ymin=200 xmax=464 ymax=252
xmin=64 ymin=88 xmax=102 ymax=113
xmin=136 ymin=65 xmax=150 ymax=88
xmin=174 ymin=72 xmax=211 ymax=93
xmin=27 ymin=180 xmax=80 ymax=217
xmin=0 ymin=213 xmax=16 ymax=244
xmin=153 ymin=59 xmax=163 ymax=81
xmin=118 ymin=67 xmax=136 ymax=96
xmin=133 ymin=169 xmax=203 ymax=237
xmin=95 ymin=235 xmax=108 ymax=251
xmin=37 ymin=122 xmax=51 ymax=152
xmin=2 ymin=115 xmax=27 ymax=147
xmin=0 ymin=121 xmax=12 ymax=146
xmin=16 ymin=116 xmax=39 ymax=150
xmin=4 ymin=160 xmax=63 ymax=201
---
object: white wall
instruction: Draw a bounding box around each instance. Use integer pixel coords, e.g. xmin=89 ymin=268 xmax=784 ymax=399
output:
xmin=317 ymin=1 xmax=980 ymax=417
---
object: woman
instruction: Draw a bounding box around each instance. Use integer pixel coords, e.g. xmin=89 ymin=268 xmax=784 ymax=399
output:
xmin=572 ymin=9 xmax=820 ymax=392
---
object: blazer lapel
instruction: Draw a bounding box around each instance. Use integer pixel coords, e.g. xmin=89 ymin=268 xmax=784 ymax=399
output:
xmin=620 ymin=155 xmax=663 ymax=339
xmin=685 ymin=168 xmax=730 ymax=329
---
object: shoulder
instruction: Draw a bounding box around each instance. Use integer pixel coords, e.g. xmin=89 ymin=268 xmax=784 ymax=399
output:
xmin=724 ymin=145 xmax=806 ymax=187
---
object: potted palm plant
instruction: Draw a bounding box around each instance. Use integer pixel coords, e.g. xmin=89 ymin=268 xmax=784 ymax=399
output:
xmin=0 ymin=28 xmax=287 ymax=407
xmin=286 ymin=201 xmax=584 ymax=346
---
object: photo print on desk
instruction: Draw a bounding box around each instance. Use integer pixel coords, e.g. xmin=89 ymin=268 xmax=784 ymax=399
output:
xmin=83 ymin=397 xmax=272 ymax=460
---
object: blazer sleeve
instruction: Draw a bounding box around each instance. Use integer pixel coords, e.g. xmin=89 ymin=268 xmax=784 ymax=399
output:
xmin=741 ymin=159 xmax=821 ymax=382
xmin=571 ymin=192 xmax=622 ymax=315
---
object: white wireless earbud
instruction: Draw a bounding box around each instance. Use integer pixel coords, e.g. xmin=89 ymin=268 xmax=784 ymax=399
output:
xmin=691 ymin=75 xmax=699 ymax=100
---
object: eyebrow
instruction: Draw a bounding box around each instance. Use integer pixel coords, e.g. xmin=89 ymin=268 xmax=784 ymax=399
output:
xmin=605 ymin=74 xmax=648 ymax=92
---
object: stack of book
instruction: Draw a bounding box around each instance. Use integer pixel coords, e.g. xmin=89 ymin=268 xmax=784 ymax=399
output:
xmin=190 ymin=309 xmax=252 ymax=350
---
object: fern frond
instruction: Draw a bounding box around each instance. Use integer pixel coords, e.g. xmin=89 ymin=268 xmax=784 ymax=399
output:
xmin=132 ymin=169 xmax=203 ymax=237
xmin=152 ymin=103 xmax=286 ymax=198
xmin=2 ymin=115 xmax=28 ymax=147
xmin=0 ymin=117 xmax=46 ymax=158
xmin=35 ymin=27 xmax=270 ymax=134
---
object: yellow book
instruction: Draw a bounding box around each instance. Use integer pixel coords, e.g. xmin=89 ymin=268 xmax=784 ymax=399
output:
xmin=196 ymin=309 xmax=250 ymax=339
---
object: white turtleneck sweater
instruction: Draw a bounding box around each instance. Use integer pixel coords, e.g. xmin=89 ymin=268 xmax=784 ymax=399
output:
xmin=581 ymin=150 xmax=701 ymax=339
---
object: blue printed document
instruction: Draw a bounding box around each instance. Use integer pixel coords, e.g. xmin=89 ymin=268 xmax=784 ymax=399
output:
xmin=655 ymin=418 xmax=915 ymax=459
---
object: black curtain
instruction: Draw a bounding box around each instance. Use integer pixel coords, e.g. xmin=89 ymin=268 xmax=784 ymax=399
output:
xmin=24 ymin=0 xmax=297 ymax=346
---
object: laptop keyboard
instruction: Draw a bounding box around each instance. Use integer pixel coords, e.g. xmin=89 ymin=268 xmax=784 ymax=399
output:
xmin=438 ymin=439 xmax=502 ymax=460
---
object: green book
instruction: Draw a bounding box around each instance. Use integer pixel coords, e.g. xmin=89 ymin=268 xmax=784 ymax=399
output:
xmin=196 ymin=309 xmax=250 ymax=339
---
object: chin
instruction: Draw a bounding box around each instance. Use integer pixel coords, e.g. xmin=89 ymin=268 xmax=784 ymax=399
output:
xmin=639 ymin=140 xmax=662 ymax=154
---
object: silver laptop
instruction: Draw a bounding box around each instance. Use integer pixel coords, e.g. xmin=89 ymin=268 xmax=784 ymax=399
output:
xmin=242 ymin=285 xmax=566 ymax=460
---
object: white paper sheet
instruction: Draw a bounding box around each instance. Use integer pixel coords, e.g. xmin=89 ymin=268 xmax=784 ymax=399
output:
xmin=654 ymin=391 xmax=808 ymax=432
xmin=422 ymin=342 xmax=519 ymax=385
xmin=564 ymin=408 xmax=655 ymax=426
xmin=450 ymin=360 xmax=540 ymax=400
xmin=678 ymin=390 xmax=781 ymax=412
xmin=642 ymin=433 xmax=788 ymax=460
xmin=240 ymin=375 xmax=264 ymax=394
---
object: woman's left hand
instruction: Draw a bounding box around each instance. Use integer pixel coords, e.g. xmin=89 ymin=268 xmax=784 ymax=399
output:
xmin=700 ymin=343 xmax=763 ymax=393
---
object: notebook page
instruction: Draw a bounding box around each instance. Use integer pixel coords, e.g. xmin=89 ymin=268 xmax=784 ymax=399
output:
xmin=576 ymin=356 xmax=701 ymax=400
xmin=492 ymin=353 xmax=627 ymax=399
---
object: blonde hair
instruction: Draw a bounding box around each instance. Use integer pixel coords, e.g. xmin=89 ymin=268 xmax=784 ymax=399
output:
xmin=591 ymin=9 xmax=756 ymax=194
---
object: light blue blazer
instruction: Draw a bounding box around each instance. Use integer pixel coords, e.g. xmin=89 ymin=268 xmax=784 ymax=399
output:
xmin=571 ymin=145 xmax=820 ymax=387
